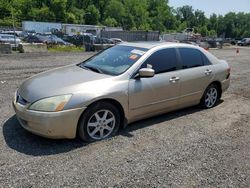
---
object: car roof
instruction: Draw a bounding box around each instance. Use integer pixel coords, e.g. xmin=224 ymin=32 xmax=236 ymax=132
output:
xmin=118 ymin=41 xmax=197 ymax=49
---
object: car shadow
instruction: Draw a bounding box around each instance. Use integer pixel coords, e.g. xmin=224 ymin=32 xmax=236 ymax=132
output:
xmin=119 ymin=100 xmax=224 ymax=137
xmin=3 ymin=100 xmax=223 ymax=156
xmin=2 ymin=115 xmax=86 ymax=156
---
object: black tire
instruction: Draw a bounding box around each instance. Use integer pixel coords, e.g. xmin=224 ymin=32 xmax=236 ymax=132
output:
xmin=200 ymin=84 xmax=220 ymax=109
xmin=77 ymin=101 xmax=121 ymax=142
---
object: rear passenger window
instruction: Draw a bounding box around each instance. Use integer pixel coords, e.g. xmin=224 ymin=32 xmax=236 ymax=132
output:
xmin=201 ymin=52 xmax=212 ymax=65
xmin=179 ymin=48 xmax=204 ymax=69
xmin=141 ymin=48 xmax=177 ymax=74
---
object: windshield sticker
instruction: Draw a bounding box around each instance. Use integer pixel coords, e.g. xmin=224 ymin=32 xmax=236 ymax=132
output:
xmin=129 ymin=54 xmax=138 ymax=60
xmin=131 ymin=49 xmax=146 ymax=56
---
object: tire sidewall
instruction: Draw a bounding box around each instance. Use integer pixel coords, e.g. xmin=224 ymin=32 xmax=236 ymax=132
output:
xmin=201 ymin=84 xmax=219 ymax=109
xmin=78 ymin=102 xmax=120 ymax=142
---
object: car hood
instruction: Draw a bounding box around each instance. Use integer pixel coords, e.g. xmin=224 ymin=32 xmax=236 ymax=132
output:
xmin=18 ymin=65 xmax=113 ymax=102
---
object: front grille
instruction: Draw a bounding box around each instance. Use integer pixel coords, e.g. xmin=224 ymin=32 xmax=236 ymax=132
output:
xmin=16 ymin=93 xmax=28 ymax=105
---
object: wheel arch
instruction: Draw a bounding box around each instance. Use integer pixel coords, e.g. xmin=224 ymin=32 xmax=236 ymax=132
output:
xmin=77 ymin=98 xmax=126 ymax=132
xmin=199 ymin=80 xmax=222 ymax=108
xmin=209 ymin=81 xmax=222 ymax=98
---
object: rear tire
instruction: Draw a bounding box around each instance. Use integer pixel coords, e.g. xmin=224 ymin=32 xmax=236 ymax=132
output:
xmin=200 ymin=84 xmax=220 ymax=109
xmin=78 ymin=102 xmax=120 ymax=142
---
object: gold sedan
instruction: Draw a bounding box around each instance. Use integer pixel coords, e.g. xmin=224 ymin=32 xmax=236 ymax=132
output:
xmin=13 ymin=42 xmax=230 ymax=142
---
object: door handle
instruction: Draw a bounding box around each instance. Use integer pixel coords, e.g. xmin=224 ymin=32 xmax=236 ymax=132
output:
xmin=205 ymin=69 xmax=212 ymax=75
xmin=169 ymin=76 xmax=180 ymax=83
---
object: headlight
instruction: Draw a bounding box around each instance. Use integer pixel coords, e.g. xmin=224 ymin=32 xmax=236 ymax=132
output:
xmin=29 ymin=94 xmax=72 ymax=112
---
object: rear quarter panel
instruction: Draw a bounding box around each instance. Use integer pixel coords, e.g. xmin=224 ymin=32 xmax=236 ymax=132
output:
xmin=211 ymin=60 xmax=230 ymax=92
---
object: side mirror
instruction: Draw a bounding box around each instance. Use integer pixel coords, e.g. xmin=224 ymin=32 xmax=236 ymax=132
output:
xmin=138 ymin=68 xmax=155 ymax=78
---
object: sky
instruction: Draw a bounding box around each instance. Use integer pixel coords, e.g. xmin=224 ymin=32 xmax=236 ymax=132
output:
xmin=169 ymin=0 xmax=250 ymax=17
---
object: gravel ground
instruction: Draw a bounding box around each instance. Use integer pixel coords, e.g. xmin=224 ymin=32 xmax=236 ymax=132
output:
xmin=0 ymin=48 xmax=249 ymax=187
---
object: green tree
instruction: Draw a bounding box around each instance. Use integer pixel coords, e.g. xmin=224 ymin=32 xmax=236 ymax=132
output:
xmin=0 ymin=0 xmax=249 ymax=37
xmin=217 ymin=15 xmax=225 ymax=37
xmin=66 ymin=12 xmax=76 ymax=24
xmin=0 ymin=0 xmax=11 ymax=19
xmin=147 ymin=0 xmax=174 ymax=32
xmin=177 ymin=21 xmax=187 ymax=32
xmin=198 ymin=25 xmax=208 ymax=37
xmin=104 ymin=17 xmax=118 ymax=27
xmin=176 ymin=5 xmax=195 ymax=27
xmin=208 ymin=30 xmax=217 ymax=37
xmin=50 ymin=0 xmax=67 ymax=22
xmin=194 ymin=10 xmax=206 ymax=27
xmin=85 ymin=5 xmax=100 ymax=25
xmin=123 ymin=0 xmax=150 ymax=30
xmin=104 ymin=0 xmax=125 ymax=26
xmin=92 ymin=0 xmax=110 ymax=22
xmin=223 ymin=12 xmax=236 ymax=37
xmin=208 ymin=14 xmax=217 ymax=30
xmin=69 ymin=7 xmax=85 ymax=24
xmin=29 ymin=6 xmax=56 ymax=22
xmin=0 ymin=0 xmax=12 ymax=26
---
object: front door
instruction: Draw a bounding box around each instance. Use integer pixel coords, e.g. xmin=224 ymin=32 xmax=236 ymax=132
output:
xmin=128 ymin=48 xmax=181 ymax=120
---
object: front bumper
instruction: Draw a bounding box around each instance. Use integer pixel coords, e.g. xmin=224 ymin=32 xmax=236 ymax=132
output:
xmin=13 ymin=99 xmax=86 ymax=139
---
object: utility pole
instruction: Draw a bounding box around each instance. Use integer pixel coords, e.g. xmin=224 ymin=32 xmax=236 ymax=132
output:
xmin=11 ymin=6 xmax=17 ymax=49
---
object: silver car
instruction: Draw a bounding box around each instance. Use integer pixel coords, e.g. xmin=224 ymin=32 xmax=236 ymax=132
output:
xmin=0 ymin=34 xmax=21 ymax=48
xmin=13 ymin=42 xmax=230 ymax=141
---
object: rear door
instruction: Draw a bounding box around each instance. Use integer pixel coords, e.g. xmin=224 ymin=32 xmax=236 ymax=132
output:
xmin=177 ymin=47 xmax=214 ymax=106
xmin=128 ymin=48 xmax=181 ymax=119
xmin=178 ymin=48 xmax=214 ymax=106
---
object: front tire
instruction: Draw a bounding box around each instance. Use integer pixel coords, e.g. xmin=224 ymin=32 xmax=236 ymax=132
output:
xmin=200 ymin=84 xmax=220 ymax=108
xmin=78 ymin=102 xmax=120 ymax=142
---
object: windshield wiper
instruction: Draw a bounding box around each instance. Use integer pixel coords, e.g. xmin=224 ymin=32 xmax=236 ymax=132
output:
xmin=79 ymin=64 xmax=103 ymax=74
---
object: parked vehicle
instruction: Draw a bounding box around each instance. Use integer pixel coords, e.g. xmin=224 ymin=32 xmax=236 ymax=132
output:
xmin=23 ymin=34 xmax=72 ymax=45
xmin=23 ymin=35 xmax=49 ymax=43
xmin=0 ymin=30 xmax=22 ymax=37
xmin=110 ymin=38 xmax=123 ymax=44
xmin=197 ymin=41 xmax=210 ymax=49
xmin=100 ymin=37 xmax=114 ymax=44
xmin=0 ymin=34 xmax=21 ymax=48
xmin=64 ymin=33 xmax=94 ymax=48
xmin=207 ymin=38 xmax=223 ymax=49
xmin=17 ymin=31 xmax=29 ymax=39
xmin=13 ymin=42 xmax=230 ymax=142
xmin=40 ymin=34 xmax=72 ymax=45
xmin=62 ymin=35 xmax=73 ymax=43
xmin=81 ymin=34 xmax=114 ymax=51
xmin=223 ymin=38 xmax=239 ymax=45
xmin=182 ymin=41 xmax=198 ymax=46
xmin=62 ymin=34 xmax=114 ymax=49
xmin=237 ymin=38 xmax=250 ymax=46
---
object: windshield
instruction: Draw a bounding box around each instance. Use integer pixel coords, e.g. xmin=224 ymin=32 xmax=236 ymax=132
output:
xmin=78 ymin=45 xmax=148 ymax=75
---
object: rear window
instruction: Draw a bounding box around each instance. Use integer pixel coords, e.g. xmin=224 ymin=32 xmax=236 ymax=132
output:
xmin=179 ymin=48 xmax=204 ymax=69
xmin=201 ymin=52 xmax=212 ymax=65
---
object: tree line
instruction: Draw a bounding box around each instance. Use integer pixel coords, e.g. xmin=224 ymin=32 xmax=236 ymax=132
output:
xmin=0 ymin=0 xmax=249 ymax=38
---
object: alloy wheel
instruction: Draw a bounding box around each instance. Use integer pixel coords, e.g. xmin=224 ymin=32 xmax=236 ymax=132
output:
xmin=87 ymin=110 xmax=116 ymax=140
xmin=205 ymin=87 xmax=218 ymax=108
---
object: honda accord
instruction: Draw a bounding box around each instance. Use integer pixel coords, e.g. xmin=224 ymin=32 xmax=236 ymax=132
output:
xmin=13 ymin=42 xmax=230 ymax=142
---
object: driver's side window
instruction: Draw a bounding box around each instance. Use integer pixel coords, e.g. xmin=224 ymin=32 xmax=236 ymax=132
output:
xmin=141 ymin=48 xmax=178 ymax=74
